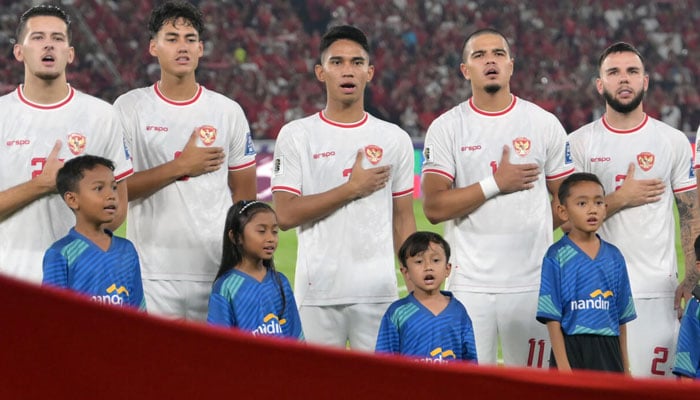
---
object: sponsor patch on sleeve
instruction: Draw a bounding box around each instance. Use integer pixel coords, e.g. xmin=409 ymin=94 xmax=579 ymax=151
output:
xmin=273 ymin=156 xmax=284 ymax=176
xmin=423 ymin=145 xmax=433 ymax=163
xmin=244 ymin=131 xmax=256 ymax=156
xmin=565 ymin=141 xmax=573 ymax=165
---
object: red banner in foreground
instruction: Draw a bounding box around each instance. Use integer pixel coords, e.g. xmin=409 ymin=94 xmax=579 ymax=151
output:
xmin=0 ymin=275 xmax=698 ymax=398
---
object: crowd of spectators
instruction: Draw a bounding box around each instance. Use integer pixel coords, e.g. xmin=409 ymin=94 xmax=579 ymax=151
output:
xmin=1 ymin=0 xmax=698 ymax=138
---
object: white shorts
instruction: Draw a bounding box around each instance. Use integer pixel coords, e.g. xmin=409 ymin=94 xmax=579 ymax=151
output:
xmin=143 ymin=279 xmax=212 ymax=321
xmin=452 ymin=290 xmax=549 ymax=367
xmin=298 ymin=302 xmax=391 ymax=351
xmin=626 ymin=297 xmax=680 ymax=378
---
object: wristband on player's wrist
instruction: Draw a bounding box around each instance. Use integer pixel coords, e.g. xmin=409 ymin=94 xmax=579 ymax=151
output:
xmin=479 ymin=175 xmax=500 ymax=200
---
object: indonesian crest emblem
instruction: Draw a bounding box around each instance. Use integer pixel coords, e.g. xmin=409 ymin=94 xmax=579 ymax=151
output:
xmin=67 ymin=133 xmax=86 ymax=155
xmin=512 ymin=137 xmax=531 ymax=156
xmin=198 ymin=125 xmax=217 ymax=146
xmin=637 ymin=152 xmax=655 ymax=172
xmin=365 ymin=145 xmax=383 ymax=165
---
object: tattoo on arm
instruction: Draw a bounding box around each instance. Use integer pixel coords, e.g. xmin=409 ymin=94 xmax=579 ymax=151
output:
xmin=676 ymin=191 xmax=700 ymax=288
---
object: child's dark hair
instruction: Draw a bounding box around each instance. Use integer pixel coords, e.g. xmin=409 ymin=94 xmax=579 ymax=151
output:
xmin=558 ymin=172 xmax=605 ymax=205
xmin=216 ymin=201 xmax=286 ymax=314
xmin=56 ymin=155 xmax=115 ymax=196
xmin=319 ymin=25 xmax=370 ymax=63
xmin=398 ymin=231 xmax=451 ymax=268
xmin=148 ymin=0 xmax=203 ymax=39
xmin=16 ymin=4 xmax=72 ymax=43
xmin=694 ymin=235 xmax=700 ymax=262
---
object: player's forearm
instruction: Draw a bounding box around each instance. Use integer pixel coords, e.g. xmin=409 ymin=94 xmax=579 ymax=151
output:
xmin=422 ymin=183 xmax=487 ymax=224
xmin=228 ymin=168 xmax=257 ymax=203
xmin=125 ymin=161 xmax=187 ymax=201
xmin=0 ymin=179 xmax=53 ymax=222
xmin=677 ymin=190 xmax=700 ymax=290
xmin=273 ymin=183 xmax=358 ymax=231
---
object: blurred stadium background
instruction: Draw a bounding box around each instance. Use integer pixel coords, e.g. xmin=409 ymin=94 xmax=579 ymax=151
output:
xmin=1 ymin=0 xmax=698 ymax=139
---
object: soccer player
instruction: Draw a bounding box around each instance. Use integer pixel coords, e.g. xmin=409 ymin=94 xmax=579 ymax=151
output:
xmin=0 ymin=4 xmax=132 ymax=283
xmin=421 ymin=28 xmax=574 ymax=367
xmin=569 ymin=42 xmax=700 ymax=377
xmin=43 ymin=155 xmax=145 ymax=310
xmin=672 ymin=234 xmax=700 ymax=380
xmin=113 ymin=1 xmax=257 ymax=321
xmin=537 ymin=173 xmax=636 ymax=373
xmin=376 ymin=231 xmax=477 ymax=363
xmin=271 ymin=25 xmax=416 ymax=351
xmin=208 ymin=201 xmax=303 ymax=340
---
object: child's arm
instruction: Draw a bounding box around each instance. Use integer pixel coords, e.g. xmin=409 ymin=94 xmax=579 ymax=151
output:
xmin=546 ymin=321 xmax=571 ymax=372
xmin=619 ymin=324 xmax=631 ymax=376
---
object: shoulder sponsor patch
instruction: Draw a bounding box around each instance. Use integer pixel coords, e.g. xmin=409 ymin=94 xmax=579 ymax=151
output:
xmin=244 ymin=131 xmax=256 ymax=156
xmin=565 ymin=141 xmax=572 ymax=164
xmin=423 ymin=145 xmax=433 ymax=163
xmin=273 ymin=156 xmax=284 ymax=176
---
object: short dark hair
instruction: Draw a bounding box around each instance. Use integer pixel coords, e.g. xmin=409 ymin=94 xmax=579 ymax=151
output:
xmin=16 ymin=4 xmax=72 ymax=44
xmin=148 ymin=0 xmax=203 ymax=39
xmin=558 ymin=172 xmax=605 ymax=205
xmin=398 ymin=231 xmax=451 ymax=268
xmin=461 ymin=28 xmax=511 ymax=62
xmin=598 ymin=41 xmax=645 ymax=71
xmin=694 ymin=235 xmax=700 ymax=262
xmin=56 ymin=155 xmax=115 ymax=196
xmin=319 ymin=25 xmax=370 ymax=63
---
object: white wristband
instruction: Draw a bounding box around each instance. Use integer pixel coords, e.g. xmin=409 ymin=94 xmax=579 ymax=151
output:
xmin=479 ymin=175 xmax=500 ymax=200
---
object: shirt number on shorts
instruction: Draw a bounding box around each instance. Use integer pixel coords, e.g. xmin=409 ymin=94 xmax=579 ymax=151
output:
xmin=527 ymin=338 xmax=546 ymax=368
xmin=651 ymin=346 xmax=669 ymax=376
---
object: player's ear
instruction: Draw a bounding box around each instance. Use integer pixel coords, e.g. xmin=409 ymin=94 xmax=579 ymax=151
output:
xmin=148 ymin=39 xmax=158 ymax=57
xmin=314 ymin=63 xmax=325 ymax=83
xmin=63 ymin=191 xmax=78 ymax=211
xmin=13 ymin=43 xmax=24 ymax=62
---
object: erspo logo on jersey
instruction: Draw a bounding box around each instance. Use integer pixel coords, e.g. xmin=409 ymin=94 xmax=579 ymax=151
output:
xmin=418 ymin=347 xmax=457 ymax=364
xmin=253 ymin=313 xmax=286 ymax=336
xmin=569 ymin=289 xmax=612 ymax=311
xmin=91 ymin=283 xmax=130 ymax=306
xmin=5 ymin=139 xmax=31 ymax=147
xmin=67 ymin=133 xmax=86 ymax=155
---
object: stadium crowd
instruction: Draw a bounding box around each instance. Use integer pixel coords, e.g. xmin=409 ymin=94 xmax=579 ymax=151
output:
xmin=0 ymin=0 xmax=698 ymax=138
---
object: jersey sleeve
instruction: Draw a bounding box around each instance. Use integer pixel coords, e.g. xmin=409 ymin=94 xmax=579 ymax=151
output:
xmin=270 ymin=123 xmax=303 ymax=195
xmin=694 ymin=125 xmax=700 ymax=170
xmin=567 ymin=128 xmax=588 ymax=173
xmin=42 ymin=247 xmax=69 ymax=288
xmin=227 ymin=103 xmax=256 ymax=172
xmin=536 ymin=252 xmax=563 ymax=324
xmin=460 ymin=308 xmax=478 ymax=362
xmin=391 ymin=130 xmax=415 ymax=197
xmin=543 ymin=114 xmax=574 ymax=180
xmin=673 ymin=300 xmax=700 ymax=378
xmin=207 ymin=291 xmax=235 ymax=327
xmin=421 ymin=118 xmax=456 ymax=182
xmin=111 ymin=96 xmax=136 ymax=180
xmin=615 ymin=250 xmax=637 ymax=324
xmin=126 ymin=241 xmax=146 ymax=312
xmin=670 ymin=129 xmax=696 ymax=193
xmin=375 ymin=307 xmax=401 ymax=354
xmin=281 ymin=274 xmax=304 ymax=341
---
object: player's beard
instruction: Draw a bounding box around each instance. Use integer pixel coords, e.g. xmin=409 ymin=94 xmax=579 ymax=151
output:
xmin=603 ymin=87 xmax=645 ymax=114
xmin=484 ymin=83 xmax=501 ymax=94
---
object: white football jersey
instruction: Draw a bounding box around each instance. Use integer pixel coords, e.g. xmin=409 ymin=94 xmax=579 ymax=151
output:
xmin=271 ymin=112 xmax=414 ymax=306
xmin=570 ymin=114 xmax=695 ymax=297
xmin=0 ymin=85 xmax=133 ymax=283
xmin=422 ymin=96 xmax=574 ymax=293
xmin=114 ymin=84 xmax=256 ymax=281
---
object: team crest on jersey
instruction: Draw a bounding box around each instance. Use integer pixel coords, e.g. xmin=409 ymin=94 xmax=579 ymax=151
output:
xmin=637 ymin=152 xmax=655 ymax=171
xmin=365 ymin=145 xmax=383 ymax=165
xmin=512 ymin=137 xmax=531 ymax=156
xmin=67 ymin=133 xmax=86 ymax=155
xmin=198 ymin=125 xmax=217 ymax=146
